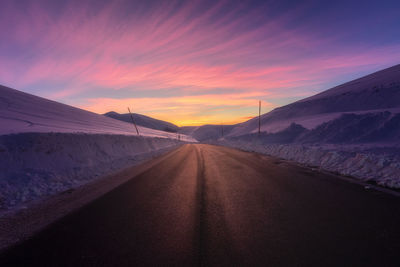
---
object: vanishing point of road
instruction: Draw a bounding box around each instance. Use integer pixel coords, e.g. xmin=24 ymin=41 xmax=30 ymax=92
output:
xmin=1 ymin=144 xmax=400 ymax=266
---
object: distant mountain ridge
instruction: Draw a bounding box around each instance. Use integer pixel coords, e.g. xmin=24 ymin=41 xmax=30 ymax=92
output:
xmin=179 ymin=124 xmax=236 ymax=141
xmin=104 ymin=111 xmax=179 ymax=133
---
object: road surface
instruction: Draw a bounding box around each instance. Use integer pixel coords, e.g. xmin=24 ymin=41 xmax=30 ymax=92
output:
xmin=1 ymin=144 xmax=400 ymax=266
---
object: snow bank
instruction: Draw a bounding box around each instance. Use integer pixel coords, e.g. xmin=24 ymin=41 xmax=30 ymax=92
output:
xmin=0 ymin=133 xmax=183 ymax=211
xmin=217 ymin=140 xmax=400 ymax=188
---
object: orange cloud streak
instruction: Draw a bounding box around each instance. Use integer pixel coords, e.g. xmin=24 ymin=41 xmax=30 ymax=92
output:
xmin=80 ymin=94 xmax=273 ymax=126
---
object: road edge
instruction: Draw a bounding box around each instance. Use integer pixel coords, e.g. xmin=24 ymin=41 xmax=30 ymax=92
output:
xmin=0 ymin=145 xmax=184 ymax=253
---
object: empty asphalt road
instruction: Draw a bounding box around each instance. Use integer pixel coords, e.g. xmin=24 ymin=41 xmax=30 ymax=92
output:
xmin=1 ymin=144 xmax=400 ymax=266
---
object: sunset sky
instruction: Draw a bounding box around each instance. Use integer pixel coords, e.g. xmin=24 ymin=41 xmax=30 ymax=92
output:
xmin=1 ymin=0 xmax=400 ymax=126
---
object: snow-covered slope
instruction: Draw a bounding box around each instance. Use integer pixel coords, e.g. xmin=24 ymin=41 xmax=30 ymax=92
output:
xmin=227 ymin=111 xmax=400 ymax=145
xmin=228 ymin=64 xmax=400 ymax=136
xmin=0 ymin=85 xmax=193 ymax=141
xmin=213 ymin=64 xmax=400 ymax=188
xmin=0 ymin=85 xmax=196 ymax=212
xmin=104 ymin=111 xmax=179 ymax=133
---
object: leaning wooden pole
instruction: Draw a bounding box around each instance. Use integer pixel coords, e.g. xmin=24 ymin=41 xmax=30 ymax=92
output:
xmin=258 ymin=100 xmax=261 ymax=135
xmin=127 ymin=107 xmax=140 ymax=136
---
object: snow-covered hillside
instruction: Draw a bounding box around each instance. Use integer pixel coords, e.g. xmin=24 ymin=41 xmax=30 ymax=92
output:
xmin=0 ymin=85 xmax=193 ymax=141
xmin=104 ymin=111 xmax=179 ymax=133
xmin=208 ymin=64 xmax=400 ymax=188
xmin=183 ymin=65 xmax=400 ymax=142
xmin=225 ymin=64 xmax=400 ymax=144
xmin=0 ymin=85 xmax=195 ymax=212
xmin=228 ymin=64 xmax=400 ymax=136
xmin=227 ymin=111 xmax=400 ymax=145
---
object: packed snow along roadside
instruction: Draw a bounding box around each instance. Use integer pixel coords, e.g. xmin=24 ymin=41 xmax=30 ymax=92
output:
xmin=0 ymin=133 xmax=184 ymax=212
xmin=216 ymin=140 xmax=400 ymax=189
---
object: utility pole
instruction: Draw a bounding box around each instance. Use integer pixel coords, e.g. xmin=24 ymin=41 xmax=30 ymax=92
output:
xmin=258 ymin=100 xmax=261 ymax=135
xmin=127 ymin=107 xmax=140 ymax=136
